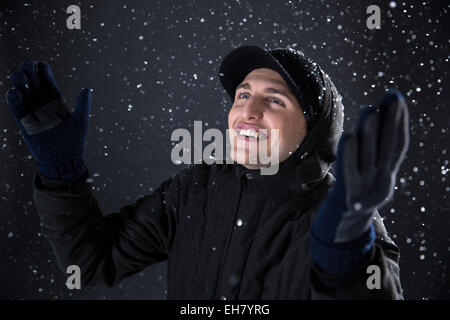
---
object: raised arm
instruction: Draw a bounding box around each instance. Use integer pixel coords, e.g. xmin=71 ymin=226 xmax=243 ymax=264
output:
xmin=309 ymin=90 xmax=409 ymax=299
xmin=5 ymin=61 xmax=184 ymax=287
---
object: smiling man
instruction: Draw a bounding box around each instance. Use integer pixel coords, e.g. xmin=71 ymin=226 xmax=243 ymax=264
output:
xmin=6 ymin=45 xmax=408 ymax=299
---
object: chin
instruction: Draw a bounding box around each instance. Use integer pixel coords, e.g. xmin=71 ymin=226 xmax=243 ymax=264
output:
xmin=231 ymin=148 xmax=271 ymax=168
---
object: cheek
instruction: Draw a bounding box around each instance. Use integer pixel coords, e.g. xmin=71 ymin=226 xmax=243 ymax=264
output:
xmin=228 ymin=108 xmax=238 ymax=143
xmin=280 ymin=115 xmax=306 ymax=150
xmin=228 ymin=107 xmax=236 ymax=128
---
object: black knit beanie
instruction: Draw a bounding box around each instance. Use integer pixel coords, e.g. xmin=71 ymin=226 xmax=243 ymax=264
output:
xmin=219 ymin=45 xmax=327 ymax=131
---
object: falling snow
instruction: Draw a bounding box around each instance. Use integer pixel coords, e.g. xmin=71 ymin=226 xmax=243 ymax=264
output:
xmin=0 ymin=0 xmax=447 ymax=300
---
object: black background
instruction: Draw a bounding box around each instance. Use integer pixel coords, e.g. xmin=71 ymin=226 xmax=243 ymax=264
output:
xmin=0 ymin=0 xmax=448 ymax=299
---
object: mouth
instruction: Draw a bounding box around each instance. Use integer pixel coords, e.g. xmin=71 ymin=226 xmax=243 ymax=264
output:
xmin=234 ymin=123 xmax=269 ymax=141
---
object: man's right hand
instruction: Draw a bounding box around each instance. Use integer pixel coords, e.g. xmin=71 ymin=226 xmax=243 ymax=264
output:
xmin=6 ymin=61 xmax=92 ymax=180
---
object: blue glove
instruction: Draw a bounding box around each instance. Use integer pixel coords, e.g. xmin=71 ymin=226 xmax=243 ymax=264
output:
xmin=6 ymin=61 xmax=92 ymax=180
xmin=311 ymin=89 xmax=409 ymax=274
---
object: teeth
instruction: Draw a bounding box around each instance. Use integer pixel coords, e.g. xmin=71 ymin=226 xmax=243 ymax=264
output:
xmin=239 ymin=128 xmax=259 ymax=138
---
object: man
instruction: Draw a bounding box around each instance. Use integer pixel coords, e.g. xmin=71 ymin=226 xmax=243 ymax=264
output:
xmin=6 ymin=45 xmax=408 ymax=299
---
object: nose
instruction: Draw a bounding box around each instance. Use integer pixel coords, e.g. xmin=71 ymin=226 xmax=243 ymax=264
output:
xmin=241 ymin=96 xmax=264 ymax=121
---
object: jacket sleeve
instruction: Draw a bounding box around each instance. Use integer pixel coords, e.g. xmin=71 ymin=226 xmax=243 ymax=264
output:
xmin=309 ymin=211 xmax=404 ymax=299
xmin=32 ymin=168 xmax=189 ymax=288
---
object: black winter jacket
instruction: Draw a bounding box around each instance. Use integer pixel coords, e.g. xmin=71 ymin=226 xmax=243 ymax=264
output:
xmin=32 ymin=81 xmax=403 ymax=299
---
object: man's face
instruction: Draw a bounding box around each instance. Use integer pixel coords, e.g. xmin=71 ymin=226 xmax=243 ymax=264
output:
xmin=228 ymin=68 xmax=307 ymax=169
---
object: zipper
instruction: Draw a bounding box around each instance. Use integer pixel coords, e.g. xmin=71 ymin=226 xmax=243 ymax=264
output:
xmin=235 ymin=193 xmax=273 ymax=298
xmin=188 ymin=176 xmax=218 ymax=297
xmin=214 ymin=175 xmax=244 ymax=299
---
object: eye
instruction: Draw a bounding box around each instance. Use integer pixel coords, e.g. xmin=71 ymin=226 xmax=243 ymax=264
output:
xmin=268 ymin=97 xmax=285 ymax=106
xmin=238 ymin=92 xmax=250 ymax=99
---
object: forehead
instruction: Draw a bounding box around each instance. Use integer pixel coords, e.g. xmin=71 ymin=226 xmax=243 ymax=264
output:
xmin=241 ymin=68 xmax=288 ymax=88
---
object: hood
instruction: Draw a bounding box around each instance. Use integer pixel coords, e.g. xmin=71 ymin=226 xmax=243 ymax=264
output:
xmin=219 ymin=46 xmax=344 ymax=188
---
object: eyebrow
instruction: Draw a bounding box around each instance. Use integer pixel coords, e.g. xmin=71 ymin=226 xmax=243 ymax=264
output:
xmin=236 ymin=82 xmax=294 ymax=104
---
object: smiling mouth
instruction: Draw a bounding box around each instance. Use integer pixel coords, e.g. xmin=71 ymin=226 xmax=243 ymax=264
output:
xmin=236 ymin=128 xmax=269 ymax=142
xmin=234 ymin=124 xmax=269 ymax=141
